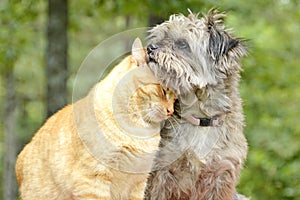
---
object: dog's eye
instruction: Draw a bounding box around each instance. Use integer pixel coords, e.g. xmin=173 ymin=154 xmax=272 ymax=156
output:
xmin=175 ymin=39 xmax=189 ymax=49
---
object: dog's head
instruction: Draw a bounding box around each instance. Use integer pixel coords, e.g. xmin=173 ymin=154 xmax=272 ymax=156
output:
xmin=147 ymin=9 xmax=247 ymax=95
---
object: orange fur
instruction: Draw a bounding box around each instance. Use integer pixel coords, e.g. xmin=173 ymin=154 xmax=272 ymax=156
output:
xmin=15 ymin=39 xmax=176 ymax=200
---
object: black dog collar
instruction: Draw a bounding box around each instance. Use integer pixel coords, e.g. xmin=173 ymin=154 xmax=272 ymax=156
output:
xmin=184 ymin=114 xmax=226 ymax=127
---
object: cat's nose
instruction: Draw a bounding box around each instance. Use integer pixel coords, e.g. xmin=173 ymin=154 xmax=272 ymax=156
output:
xmin=147 ymin=44 xmax=159 ymax=54
xmin=167 ymin=108 xmax=174 ymax=116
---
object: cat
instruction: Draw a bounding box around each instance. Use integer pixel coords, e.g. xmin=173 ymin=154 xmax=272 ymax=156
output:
xmin=15 ymin=38 xmax=176 ymax=200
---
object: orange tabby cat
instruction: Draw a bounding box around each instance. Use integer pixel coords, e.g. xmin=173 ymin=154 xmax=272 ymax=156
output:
xmin=15 ymin=38 xmax=176 ymax=200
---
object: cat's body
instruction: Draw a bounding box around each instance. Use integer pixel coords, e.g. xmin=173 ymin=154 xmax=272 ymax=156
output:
xmin=16 ymin=39 xmax=176 ymax=200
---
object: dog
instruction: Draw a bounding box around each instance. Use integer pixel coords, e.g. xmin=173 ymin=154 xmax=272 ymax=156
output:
xmin=144 ymin=9 xmax=249 ymax=200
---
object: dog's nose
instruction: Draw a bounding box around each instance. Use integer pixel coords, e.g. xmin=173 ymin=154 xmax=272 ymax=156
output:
xmin=147 ymin=44 xmax=159 ymax=54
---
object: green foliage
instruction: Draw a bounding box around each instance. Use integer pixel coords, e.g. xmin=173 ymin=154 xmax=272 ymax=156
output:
xmin=225 ymin=1 xmax=300 ymax=199
xmin=0 ymin=1 xmax=45 ymax=197
xmin=1 ymin=0 xmax=299 ymax=199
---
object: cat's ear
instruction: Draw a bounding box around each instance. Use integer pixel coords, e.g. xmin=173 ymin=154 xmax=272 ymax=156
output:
xmin=132 ymin=37 xmax=146 ymax=67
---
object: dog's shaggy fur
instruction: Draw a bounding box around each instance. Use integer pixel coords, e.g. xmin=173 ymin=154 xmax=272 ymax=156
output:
xmin=144 ymin=10 xmax=249 ymax=200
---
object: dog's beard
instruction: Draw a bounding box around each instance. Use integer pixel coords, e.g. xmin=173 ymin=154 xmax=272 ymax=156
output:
xmin=147 ymin=48 xmax=210 ymax=95
xmin=148 ymin=51 xmax=188 ymax=94
xmin=146 ymin=11 xmax=247 ymax=96
xmin=147 ymin=47 xmax=223 ymax=97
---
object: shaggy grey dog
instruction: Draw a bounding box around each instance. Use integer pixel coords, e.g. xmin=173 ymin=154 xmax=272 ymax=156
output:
xmin=144 ymin=10 xmax=249 ymax=200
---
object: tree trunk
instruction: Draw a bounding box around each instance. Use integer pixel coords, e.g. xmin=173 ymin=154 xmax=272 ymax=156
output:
xmin=3 ymin=72 xmax=18 ymax=200
xmin=148 ymin=13 xmax=164 ymax=28
xmin=46 ymin=0 xmax=68 ymax=117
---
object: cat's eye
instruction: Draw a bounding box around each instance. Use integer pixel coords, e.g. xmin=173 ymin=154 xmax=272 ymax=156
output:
xmin=162 ymin=88 xmax=166 ymax=96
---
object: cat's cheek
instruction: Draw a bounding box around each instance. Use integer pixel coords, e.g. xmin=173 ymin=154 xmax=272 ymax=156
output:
xmin=155 ymin=113 xmax=169 ymax=122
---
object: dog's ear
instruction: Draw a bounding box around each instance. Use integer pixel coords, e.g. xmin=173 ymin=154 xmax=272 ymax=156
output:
xmin=205 ymin=9 xmax=247 ymax=62
xmin=132 ymin=37 xmax=146 ymax=67
xmin=208 ymin=28 xmax=244 ymax=61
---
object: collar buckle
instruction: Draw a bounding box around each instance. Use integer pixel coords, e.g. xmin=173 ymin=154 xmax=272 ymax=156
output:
xmin=184 ymin=114 xmax=226 ymax=127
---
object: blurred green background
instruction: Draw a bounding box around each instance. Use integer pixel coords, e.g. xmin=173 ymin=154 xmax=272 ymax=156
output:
xmin=1 ymin=0 xmax=299 ymax=199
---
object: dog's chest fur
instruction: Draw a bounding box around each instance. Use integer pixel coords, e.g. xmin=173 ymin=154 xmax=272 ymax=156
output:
xmin=145 ymin=10 xmax=249 ymax=200
xmin=147 ymin=84 xmax=248 ymax=199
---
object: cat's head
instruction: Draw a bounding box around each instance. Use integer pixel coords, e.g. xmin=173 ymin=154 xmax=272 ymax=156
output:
xmin=126 ymin=38 xmax=177 ymax=127
xmin=128 ymin=84 xmax=176 ymax=126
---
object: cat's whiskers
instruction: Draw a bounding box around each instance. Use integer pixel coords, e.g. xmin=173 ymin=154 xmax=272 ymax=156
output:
xmin=129 ymin=107 xmax=152 ymax=115
xmin=166 ymin=118 xmax=175 ymax=131
xmin=166 ymin=117 xmax=179 ymax=132
xmin=153 ymin=105 xmax=167 ymax=118
xmin=170 ymin=115 xmax=180 ymax=126
xmin=143 ymin=109 xmax=156 ymax=124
